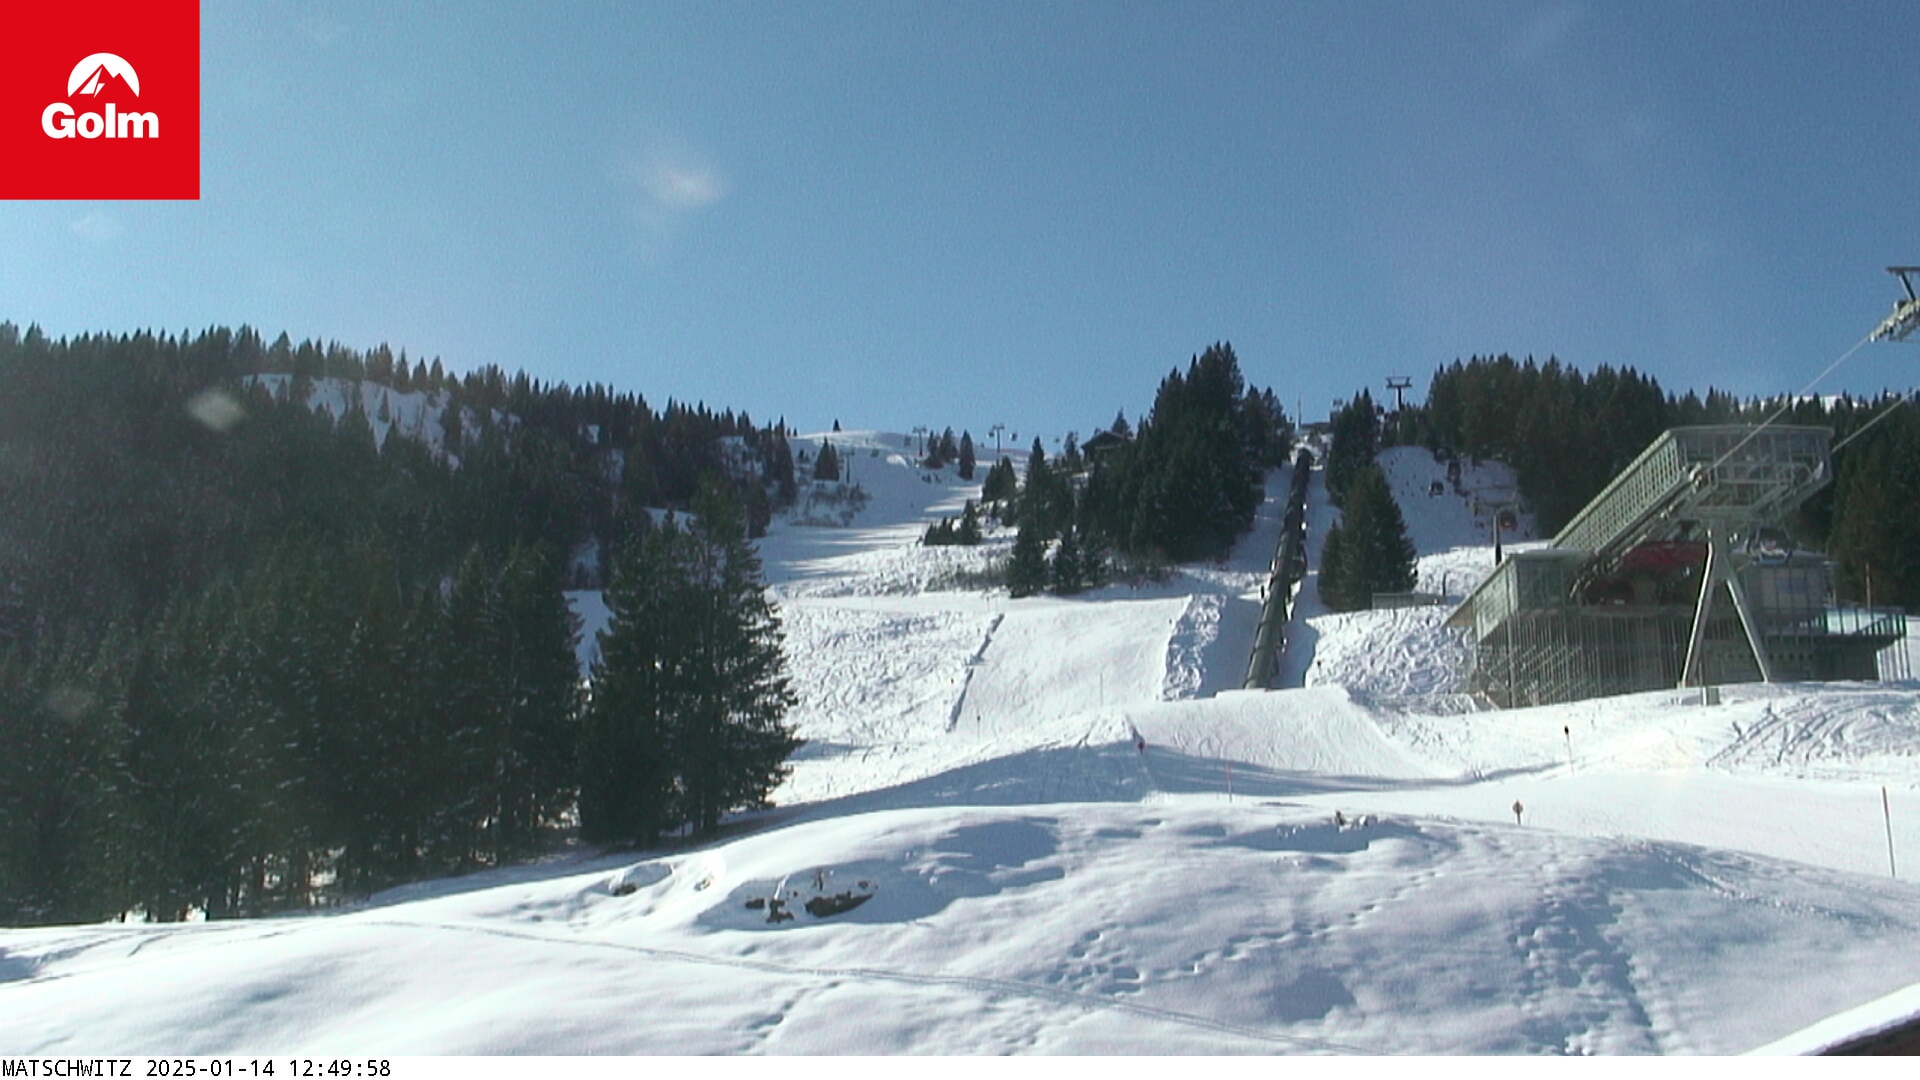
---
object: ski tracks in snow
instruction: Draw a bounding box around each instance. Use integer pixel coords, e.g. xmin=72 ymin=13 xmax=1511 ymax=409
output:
xmin=1711 ymin=689 xmax=1920 ymax=779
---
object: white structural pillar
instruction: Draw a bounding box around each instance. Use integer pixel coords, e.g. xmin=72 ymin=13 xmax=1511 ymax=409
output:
xmin=1679 ymin=528 xmax=1775 ymax=689
xmin=1679 ymin=533 xmax=1719 ymax=689
xmin=1723 ymin=538 xmax=1776 ymax=684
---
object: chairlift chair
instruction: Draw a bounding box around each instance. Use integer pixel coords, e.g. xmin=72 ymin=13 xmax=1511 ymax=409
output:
xmin=1872 ymin=267 xmax=1920 ymax=343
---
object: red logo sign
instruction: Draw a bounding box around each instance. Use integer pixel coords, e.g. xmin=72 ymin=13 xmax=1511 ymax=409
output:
xmin=0 ymin=1 xmax=199 ymax=199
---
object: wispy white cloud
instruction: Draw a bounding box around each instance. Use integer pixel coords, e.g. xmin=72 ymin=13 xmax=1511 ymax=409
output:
xmin=614 ymin=141 xmax=730 ymax=259
xmin=69 ymin=210 xmax=122 ymax=243
xmin=639 ymin=157 xmax=727 ymax=211
xmin=1506 ymin=1 xmax=1583 ymax=65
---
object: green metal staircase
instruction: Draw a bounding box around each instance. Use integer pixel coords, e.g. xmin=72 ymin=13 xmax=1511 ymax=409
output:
xmin=1552 ymin=426 xmax=1831 ymax=565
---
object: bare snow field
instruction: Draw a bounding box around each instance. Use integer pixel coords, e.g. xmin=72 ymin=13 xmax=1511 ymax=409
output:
xmin=5 ymin=436 xmax=1920 ymax=1055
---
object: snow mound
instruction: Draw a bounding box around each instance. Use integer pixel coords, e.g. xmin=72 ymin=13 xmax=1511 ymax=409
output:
xmin=8 ymin=798 xmax=1920 ymax=1054
xmin=1301 ymin=605 xmax=1473 ymax=699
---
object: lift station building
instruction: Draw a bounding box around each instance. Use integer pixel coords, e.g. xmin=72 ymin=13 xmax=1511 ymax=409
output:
xmin=1446 ymin=425 xmax=1907 ymax=708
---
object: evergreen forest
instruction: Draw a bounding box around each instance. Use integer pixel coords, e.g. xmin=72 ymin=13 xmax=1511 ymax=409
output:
xmin=1080 ymin=343 xmax=1293 ymax=566
xmin=0 ymin=324 xmax=800 ymax=925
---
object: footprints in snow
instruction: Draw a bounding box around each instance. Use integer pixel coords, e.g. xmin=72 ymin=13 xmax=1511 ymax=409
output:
xmin=1045 ymin=927 xmax=1145 ymax=997
xmin=1507 ymin=860 xmax=1659 ymax=1055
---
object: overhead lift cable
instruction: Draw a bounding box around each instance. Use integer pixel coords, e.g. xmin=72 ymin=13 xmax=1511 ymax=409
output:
xmin=1706 ymin=267 xmax=1919 ymax=477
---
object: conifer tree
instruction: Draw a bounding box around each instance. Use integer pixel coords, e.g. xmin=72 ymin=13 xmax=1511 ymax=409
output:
xmin=1318 ymin=464 xmax=1416 ymax=612
xmin=1326 ymin=390 xmax=1381 ymax=507
xmin=1077 ymin=514 xmax=1112 ymax=589
xmin=1050 ymin=523 xmax=1086 ymax=595
xmin=443 ymin=544 xmax=581 ymax=863
xmin=0 ymin=632 xmax=125 ymax=925
xmin=982 ymin=457 xmax=1018 ymax=503
xmin=1085 ymin=343 xmax=1267 ymax=565
xmin=0 ymin=566 xmax=30 ymax=651
xmin=764 ymin=425 xmax=798 ymax=504
xmin=813 ymin=440 xmax=840 ymax=482
xmin=1021 ymin=438 xmax=1070 ymax=540
xmin=1316 ymin=521 xmax=1352 ymax=611
xmin=956 ymin=499 xmax=983 ymax=545
xmin=117 ymin=587 xmax=256 ymax=921
xmin=581 ymin=479 xmax=799 ymax=842
xmin=958 ymin=431 xmax=977 ymax=480
xmin=1832 ymin=405 xmax=1920 ymax=607
xmin=675 ymin=479 xmax=801 ymax=834
xmin=1005 ymin=517 xmax=1049 ymax=599
xmin=581 ymin=524 xmax=689 ymax=844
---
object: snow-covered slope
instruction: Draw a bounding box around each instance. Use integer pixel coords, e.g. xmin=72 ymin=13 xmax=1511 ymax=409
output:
xmin=4 ymin=435 xmax=1918 ymax=1055
xmin=247 ymin=373 xmax=500 ymax=461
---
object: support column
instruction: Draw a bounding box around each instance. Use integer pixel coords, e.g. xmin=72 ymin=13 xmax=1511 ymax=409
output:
xmin=1724 ymin=551 xmax=1776 ymax=683
xmin=1679 ymin=530 xmax=1720 ymax=688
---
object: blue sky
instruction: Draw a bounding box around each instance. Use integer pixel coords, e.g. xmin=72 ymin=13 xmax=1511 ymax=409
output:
xmin=4 ymin=1 xmax=1918 ymax=439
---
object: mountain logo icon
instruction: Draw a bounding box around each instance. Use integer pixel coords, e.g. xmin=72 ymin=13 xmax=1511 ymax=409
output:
xmin=67 ymin=53 xmax=141 ymax=97
xmin=43 ymin=52 xmax=158 ymax=140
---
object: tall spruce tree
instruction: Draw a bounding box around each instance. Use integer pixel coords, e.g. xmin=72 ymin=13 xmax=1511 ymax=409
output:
xmin=1005 ymin=517 xmax=1049 ymax=599
xmin=581 ymin=524 xmax=693 ymax=844
xmin=1021 ymin=438 xmax=1070 ymax=540
xmin=676 ymin=479 xmax=801 ymax=834
xmin=813 ymin=440 xmax=840 ymax=482
xmin=1325 ymin=390 xmax=1381 ymax=507
xmin=581 ymin=478 xmax=799 ymax=843
xmin=0 ymin=630 xmax=131 ymax=925
xmin=982 ymin=457 xmax=1019 ymax=503
xmin=1318 ymin=464 xmax=1416 ymax=612
xmin=442 ymin=544 xmax=581 ymax=864
xmin=1050 ymin=523 xmax=1087 ymax=595
xmin=956 ymin=499 xmax=983 ymax=545
xmin=1316 ymin=522 xmax=1353 ymax=611
xmin=118 ymin=587 xmax=255 ymax=921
